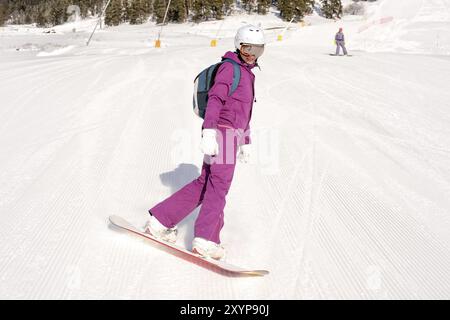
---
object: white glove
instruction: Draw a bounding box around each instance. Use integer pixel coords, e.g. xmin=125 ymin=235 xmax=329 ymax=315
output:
xmin=238 ymin=144 xmax=252 ymax=163
xmin=200 ymin=129 xmax=219 ymax=156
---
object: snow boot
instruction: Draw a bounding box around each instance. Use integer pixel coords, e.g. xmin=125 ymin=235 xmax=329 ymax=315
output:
xmin=145 ymin=215 xmax=178 ymax=243
xmin=192 ymin=237 xmax=226 ymax=260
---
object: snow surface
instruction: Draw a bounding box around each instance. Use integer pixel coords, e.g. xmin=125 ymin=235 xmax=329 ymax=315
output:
xmin=0 ymin=2 xmax=449 ymax=299
xmin=352 ymin=0 xmax=450 ymax=54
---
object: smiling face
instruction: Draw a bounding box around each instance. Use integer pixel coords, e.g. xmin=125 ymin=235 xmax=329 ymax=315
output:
xmin=240 ymin=50 xmax=257 ymax=65
xmin=239 ymin=44 xmax=265 ymax=65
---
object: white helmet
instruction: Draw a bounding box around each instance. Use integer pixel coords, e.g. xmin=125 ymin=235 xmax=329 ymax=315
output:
xmin=234 ymin=25 xmax=265 ymax=50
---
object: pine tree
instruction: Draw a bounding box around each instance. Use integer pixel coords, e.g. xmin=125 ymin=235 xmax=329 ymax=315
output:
xmin=49 ymin=0 xmax=69 ymax=26
xmin=321 ymin=0 xmax=342 ymax=19
xmin=211 ymin=0 xmax=226 ymax=19
xmin=2 ymin=0 xmax=107 ymax=26
xmin=168 ymin=0 xmax=186 ymax=22
xmin=191 ymin=0 xmax=208 ymax=22
xmin=105 ymin=0 xmax=122 ymax=25
xmin=127 ymin=0 xmax=139 ymax=24
xmin=2 ymin=0 xmax=324 ymax=27
xmin=36 ymin=8 xmax=48 ymax=27
xmin=256 ymin=0 xmax=271 ymax=15
xmin=75 ymin=0 xmax=104 ymax=18
xmin=241 ymin=0 xmax=254 ymax=13
xmin=153 ymin=0 xmax=168 ymax=24
xmin=223 ymin=0 xmax=233 ymax=14
xmin=278 ymin=0 xmax=314 ymax=22
xmin=0 ymin=2 xmax=8 ymax=26
xmin=122 ymin=0 xmax=129 ymax=22
xmin=142 ymin=0 xmax=152 ymax=19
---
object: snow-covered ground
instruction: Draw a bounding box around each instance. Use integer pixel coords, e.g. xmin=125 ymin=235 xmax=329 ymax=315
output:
xmin=0 ymin=2 xmax=449 ymax=299
xmin=351 ymin=0 xmax=450 ymax=54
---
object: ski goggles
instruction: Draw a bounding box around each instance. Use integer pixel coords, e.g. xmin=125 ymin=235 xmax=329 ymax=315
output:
xmin=240 ymin=43 xmax=265 ymax=58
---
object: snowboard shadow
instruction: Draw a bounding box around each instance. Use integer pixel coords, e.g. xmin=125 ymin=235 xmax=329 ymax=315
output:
xmin=158 ymin=163 xmax=202 ymax=249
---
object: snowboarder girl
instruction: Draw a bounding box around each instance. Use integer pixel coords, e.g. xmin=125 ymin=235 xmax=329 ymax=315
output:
xmin=145 ymin=25 xmax=265 ymax=260
xmin=335 ymin=27 xmax=348 ymax=56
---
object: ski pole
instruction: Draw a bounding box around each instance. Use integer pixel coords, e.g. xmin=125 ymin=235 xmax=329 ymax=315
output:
xmin=86 ymin=0 xmax=113 ymax=46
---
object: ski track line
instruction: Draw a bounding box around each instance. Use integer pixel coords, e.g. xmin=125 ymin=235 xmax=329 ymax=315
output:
xmin=314 ymin=217 xmax=365 ymax=299
xmin=279 ymin=56 xmax=386 ymax=121
xmin=268 ymin=52 xmax=444 ymax=298
xmin=0 ymin=55 xmax=166 ymax=298
xmin=0 ymin=79 xmax=128 ymax=216
xmin=359 ymin=133 xmax=450 ymax=217
xmin=345 ymin=189 xmax=446 ymax=298
xmin=0 ymin=54 xmax=128 ymax=231
xmin=327 ymin=174 xmax=414 ymax=298
xmin=363 ymin=53 xmax=450 ymax=87
xmin=320 ymin=60 xmax=450 ymax=126
xmin=300 ymin=60 xmax=445 ymax=179
xmin=321 ymin=127 xmax=450 ymax=270
xmin=70 ymin=55 xmax=172 ymax=298
xmin=317 ymin=190 xmax=391 ymax=299
xmin=0 ymin=55 xmax=119 ymax=138
xmin=309 ymin=219 xmax=346 ymax=298
xmin=339 ymin=120 xmax=450 ymax=224
xmin=271 ymin=51 xmax=450 ymax=298
xmin=270 ymin=60 xmax=332 ymax=297
xmin=263 ymin=145 xmax=309 ymax=254
xmin=0 ymin=53 xmax=113 ymax=81
xmin=0 ymin=64 xmax=87 ymax=133
xmin=68 ymin=57 xmax=172 ymax=298
xmin=302 ymin=65 xmax=402 ymax=122
xmin=320 ymin=171 xmax=391 ymax=294
xmin=292 ymin=157 xmax=332 ymax=298
xmin=259 ymin=59 xmax=315 ymax=248
xmin=0 ymin=57 xmax=98 ymax=235
xmin=258 ymin=139 xmax=313 ymax=297
xmin=33 ymin=84 xmax=163 ymax=296
xmin=259 ymin=54 xmax=370 ymax=296
xmin=312 ymin=165 xmax=381 ymax=298
xmin=0 ymin=54 xmax=114 ymax=110
xmin=328 ymin=164 xmax=449 ymax=298
xmin=335 ymin=126 xmax=450 ymax=254
xmin=105 ymin=62 xmax=172 ymax=296
xmin=76 ymin=55 xmax=184 ymax=298
xmin=324 ymin=170 xmax=414 ymax=299
xmin=26 ymin=161 xmax=91 ymax=298
xmin=0 ymin=137 xmax=82 ymax=298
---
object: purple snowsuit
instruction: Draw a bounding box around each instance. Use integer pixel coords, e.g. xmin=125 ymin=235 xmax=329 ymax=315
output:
xmin=148 ymin=51 xmax=256 ymax=244
xmin=335 ymin=31 xmax=348 ymax=55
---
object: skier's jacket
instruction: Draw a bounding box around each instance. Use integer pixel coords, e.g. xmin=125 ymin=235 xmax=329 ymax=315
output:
xmin=335 ymin=32 xmax=345 ymax=42
xmin=202 ymin=51 xmax=256 ymax=145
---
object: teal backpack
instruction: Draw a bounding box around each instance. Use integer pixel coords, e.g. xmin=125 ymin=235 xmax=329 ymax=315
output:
xmin=193 ymin=58 xmax=241 ymax=119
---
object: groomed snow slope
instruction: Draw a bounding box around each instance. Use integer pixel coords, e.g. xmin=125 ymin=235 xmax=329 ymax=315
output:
xmin=352 ymin=0 xmax=450 ymax=54
xmin=0 ymin=4 xmax=449 ymax=299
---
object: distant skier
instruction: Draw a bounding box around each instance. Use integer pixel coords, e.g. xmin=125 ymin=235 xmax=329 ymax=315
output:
xmin=335 ymin=27 xmax=348 ymax=56
xmin=145 ymin=25 xmax=265 ymax=260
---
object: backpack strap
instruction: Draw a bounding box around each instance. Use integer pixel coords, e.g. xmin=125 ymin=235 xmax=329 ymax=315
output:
xmin=221 ymin=58 xmax=241 ymax=96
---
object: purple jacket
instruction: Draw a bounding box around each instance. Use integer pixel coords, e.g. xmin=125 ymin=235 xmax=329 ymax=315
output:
xmin=335 ymin=32 xmax=345 ymax=42
xmin=202 ymin=51 xmax=255 ymax=144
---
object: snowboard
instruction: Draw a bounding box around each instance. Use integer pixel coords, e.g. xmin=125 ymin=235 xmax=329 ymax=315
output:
xmin=109 ymin=215 xmax=269 ymax=277
xmin=329 ymin=53 xmax=353 ymax=57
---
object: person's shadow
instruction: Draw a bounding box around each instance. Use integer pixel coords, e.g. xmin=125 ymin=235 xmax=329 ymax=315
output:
xmin=159 ymin=163 xmax=202 ymax=249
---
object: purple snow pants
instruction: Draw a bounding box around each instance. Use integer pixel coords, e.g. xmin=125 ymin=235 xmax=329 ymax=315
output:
xmin=149 ymin=126 xmax=240 ymax=244
xmin=336 ymin=40 xmax=348 ymax=55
